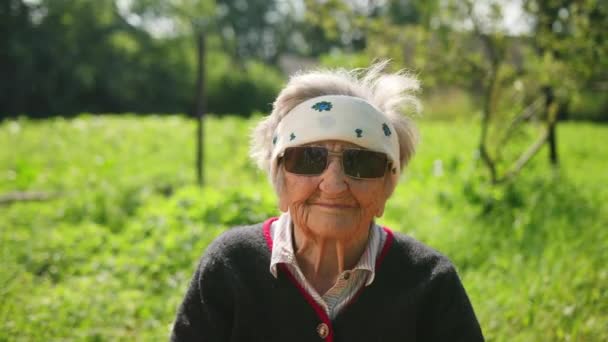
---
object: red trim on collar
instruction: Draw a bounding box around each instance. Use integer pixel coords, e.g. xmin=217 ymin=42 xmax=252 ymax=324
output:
xmin=279 ymin=264 xmax=335 ymax=342
xmin=340 ymin=226 xmax=394 ymax=313
xmin=376 ymin=226 xmax=394 ymax=268
xmin=262 ymin=217 xmax=334 ymax=341
xmin=261 ymin=219 xmax=395 ymax=342
xmin=262 ymin=217 xmax=279 ymax=251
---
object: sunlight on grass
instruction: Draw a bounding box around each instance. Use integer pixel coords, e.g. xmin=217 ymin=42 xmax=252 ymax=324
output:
xmin=1 ymin=115 xmax=606 ymax=341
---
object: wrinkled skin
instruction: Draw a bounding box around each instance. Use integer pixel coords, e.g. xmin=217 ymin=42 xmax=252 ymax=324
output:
xmin=278 ymin=140 xmax=394 ymax=295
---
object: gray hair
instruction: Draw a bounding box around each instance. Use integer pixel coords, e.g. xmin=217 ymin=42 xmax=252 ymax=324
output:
xmin=250 ymin=60 xmax=421 ymax=191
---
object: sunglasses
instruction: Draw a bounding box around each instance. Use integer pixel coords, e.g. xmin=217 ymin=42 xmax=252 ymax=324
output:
xmin=280 ymin=146 xmax=390 ymax=179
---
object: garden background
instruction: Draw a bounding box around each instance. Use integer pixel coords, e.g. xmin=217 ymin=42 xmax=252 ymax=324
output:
xmin=1 ymin=0 xmax=607 ymax=341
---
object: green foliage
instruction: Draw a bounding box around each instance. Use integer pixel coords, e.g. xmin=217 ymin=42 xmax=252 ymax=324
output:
xmin=1 ymin=115 xmax=607 ymax=340
xmin=323 ymin=0 xmax=607 ymax=122
xmin=206 ymin=57 xmax=284 ymax=116
xmin=319 ymin=51 xmax=372 ymax=69
xmin=418 ymin=88 xmax=478 ymax=121
xmin=1 ymin=0 xmax=189 ymax=116
xmin=3 ymin=0 xmax=605 ymax=120
xmin=568 ymin=89 xmax=608 ymax=122
xmin=523 ymin=0 xmax=608 ymax=86
xmin=0 ymin=0 xmax=285 ymax=118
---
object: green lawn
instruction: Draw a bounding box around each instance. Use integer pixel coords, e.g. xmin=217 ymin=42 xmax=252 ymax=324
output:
xmin=1 ymin=115 xmax=606 ymax=341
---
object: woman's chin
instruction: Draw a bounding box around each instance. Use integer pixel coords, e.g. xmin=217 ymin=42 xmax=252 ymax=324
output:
xmin=306 ymin=215 xmax=362 ymax=240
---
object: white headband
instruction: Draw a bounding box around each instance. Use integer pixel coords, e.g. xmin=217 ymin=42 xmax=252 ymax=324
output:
xmin=271 ymin=95 xmax=400 ymax=177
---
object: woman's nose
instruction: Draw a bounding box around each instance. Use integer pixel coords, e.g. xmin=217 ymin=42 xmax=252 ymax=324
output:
xmin=319 ymin=157 xmax=348 ymax=194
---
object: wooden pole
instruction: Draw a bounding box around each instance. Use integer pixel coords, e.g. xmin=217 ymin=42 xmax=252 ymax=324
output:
xmin=543 ymin=86 xmax=559 ymax=165
xmin=195 ymin=30 xmax=206 ymax=187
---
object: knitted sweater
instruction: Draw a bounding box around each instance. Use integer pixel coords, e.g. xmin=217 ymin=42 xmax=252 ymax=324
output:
xmin=171 ymin=219 xmax=484 ymax=342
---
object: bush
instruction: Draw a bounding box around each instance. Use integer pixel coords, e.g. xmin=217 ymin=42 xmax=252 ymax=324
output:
xmin=568 ymin=89 xmax=608 ymax=122
xmin=205 ymin=53 xmax=284 ymax=116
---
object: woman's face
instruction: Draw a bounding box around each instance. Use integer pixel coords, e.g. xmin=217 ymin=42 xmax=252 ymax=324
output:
xmin=278 ymin=140 xmax=393 ymax=241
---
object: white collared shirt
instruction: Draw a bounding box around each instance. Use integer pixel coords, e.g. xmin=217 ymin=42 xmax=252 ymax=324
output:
xmin=269 ymin=212 xmax=386 ymax=319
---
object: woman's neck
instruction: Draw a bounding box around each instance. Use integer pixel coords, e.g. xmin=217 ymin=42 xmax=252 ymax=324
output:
xmin=292 ymin=222 xmax=370 ymax=295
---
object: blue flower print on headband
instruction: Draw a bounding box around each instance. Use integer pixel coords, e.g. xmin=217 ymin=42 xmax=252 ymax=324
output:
xmin=312 ymin=101 xmax=333 ymax=112
xmin=382 ymin=123 xmax=392 ymax=137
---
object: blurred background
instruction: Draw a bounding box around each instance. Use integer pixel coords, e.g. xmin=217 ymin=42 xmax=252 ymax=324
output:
xmin=1 ymin=0 xmax=607 ymax=341
xmin=2 ymin=0 xmax=606 ymax=120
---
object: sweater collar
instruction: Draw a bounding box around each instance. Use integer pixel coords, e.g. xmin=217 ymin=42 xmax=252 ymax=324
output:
xmin=268 ymin=212 xmax=385 ymax=286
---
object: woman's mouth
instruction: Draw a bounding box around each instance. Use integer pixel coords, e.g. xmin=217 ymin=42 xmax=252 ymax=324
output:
xmin=312 ymin=202 xmax=356 ymax=209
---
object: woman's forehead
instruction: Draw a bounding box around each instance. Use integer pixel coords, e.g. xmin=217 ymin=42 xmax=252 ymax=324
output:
xmin=302 ymin=140 xmax=364 ymax=150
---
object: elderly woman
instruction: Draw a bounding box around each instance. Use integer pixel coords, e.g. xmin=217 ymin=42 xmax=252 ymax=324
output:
xmin=171 ymin=62 xmax=484 ymax=341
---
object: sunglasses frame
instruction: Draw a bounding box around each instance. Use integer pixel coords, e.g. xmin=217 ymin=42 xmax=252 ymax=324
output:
xmin=278 ymin=146 xmax=392 ymax=180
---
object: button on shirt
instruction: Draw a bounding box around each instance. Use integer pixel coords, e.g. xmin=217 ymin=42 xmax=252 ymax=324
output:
xmin=269 ymin=212 xmax=387 ymax=319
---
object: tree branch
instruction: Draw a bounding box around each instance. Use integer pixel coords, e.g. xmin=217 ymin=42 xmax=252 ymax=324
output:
xmin=500 ymin=128 xmax=549 ymax=183
xmin=498 ymin=95 xmax=544 ymax=146
xmin=0 ymin=191 xmax=57 ymax=205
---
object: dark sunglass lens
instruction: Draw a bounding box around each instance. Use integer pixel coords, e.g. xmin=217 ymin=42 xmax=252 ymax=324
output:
xmin=283 ymin=147 xmax=327 ymax=175
xmin=343 ymin=149 xmax=387 ymax=178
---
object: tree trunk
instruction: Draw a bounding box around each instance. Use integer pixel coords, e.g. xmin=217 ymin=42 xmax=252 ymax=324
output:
xmin=548 ymin=123 xmax=558 ymax=165
xmin=543 ymin=86 xmax=559 ymax=165
xmin=479 ymin=63 xmax=500 ymax=183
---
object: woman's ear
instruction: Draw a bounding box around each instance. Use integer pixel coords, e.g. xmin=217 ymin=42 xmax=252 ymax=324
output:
xmin=375 ymin=206 xmax=385 ymax=218
xmin=383 ymin=172 xmax=398 ymax=199
xmin=275 ymin=168 xmax=289 ymax=212
xmin=278 ymin=195 xmax=289 ymax=212
xmin=376 ymin=173 xmax=397 ymax=218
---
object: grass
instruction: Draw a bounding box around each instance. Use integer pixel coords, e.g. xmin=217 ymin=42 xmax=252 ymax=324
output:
xmin=1 ymin=115 xmax=606 ymax=341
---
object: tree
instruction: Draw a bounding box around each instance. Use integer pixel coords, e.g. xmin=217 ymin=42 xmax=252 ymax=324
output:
xmin=124 ymin=0 xmax=215 ymax=186
xmin=359 ymin=0 xmax=605 ymax=183
xmin=0 ymin=0 xmax=195 ymax=118
xmin=522 ymin=0 xmax=608 ymax=119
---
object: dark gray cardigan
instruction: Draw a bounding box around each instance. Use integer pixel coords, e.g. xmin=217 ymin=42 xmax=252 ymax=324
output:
xmin=171 ymin=219 xmax=484 ymax=341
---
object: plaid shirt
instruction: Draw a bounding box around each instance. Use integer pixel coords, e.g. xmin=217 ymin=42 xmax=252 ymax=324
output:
xmin=269 ymin=213 xmax=386 ymax=319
